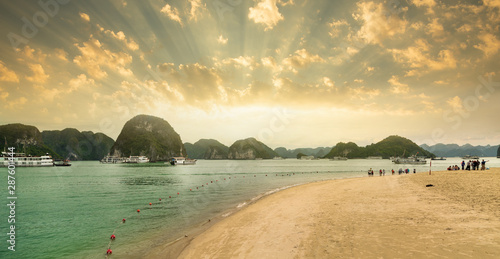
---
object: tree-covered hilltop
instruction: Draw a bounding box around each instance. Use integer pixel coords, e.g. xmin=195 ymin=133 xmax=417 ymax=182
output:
xmin=184 ymin=139 xmax=229 ymax=159
xmin=324 ymin=135 xmax=435 ymax=159
xmin=227 ymin=137 xmax=278 ymax=159
xmin=0 ymin=123 xmax=60 ymax=158
xmin=498 ymin=145 xmax=500 ymax=158
xmin=274 ymin=146 xmax=332 ymax=158
xmin=42 ymin=128 xmax=114 ymax=160
xmin=110 ymin=115 xmax=186 ymax=162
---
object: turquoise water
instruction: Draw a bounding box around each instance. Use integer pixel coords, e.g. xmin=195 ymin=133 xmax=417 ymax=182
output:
xmin=1 ymin=158 xmax=498 ymax=258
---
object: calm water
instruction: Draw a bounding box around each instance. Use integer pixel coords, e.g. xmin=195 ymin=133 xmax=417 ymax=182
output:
xmin=1 ymin=158 xmax=498 ymax=258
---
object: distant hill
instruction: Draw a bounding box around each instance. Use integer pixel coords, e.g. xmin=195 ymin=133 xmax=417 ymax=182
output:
xmin=184 ymin=139 xmax=229 ymax=159
xmin=498 ymin=146 xmax=500 ymax=157
xmin=227 ymin=137 xmax=278 ymax=159
xmin=274 ymin=147 xmax=332 ymax=158
xmin=110 ymin=115 xmax=186 ymax=162
xmin=0 ymin=123 xmax=60 ymax=158
xmin=420 ymin=143 xmax=499 ymax=157
xmin=42 ymin=128 xmax=114 ymax=160
xmin=324 ymin=135 xmax=435 ymax=159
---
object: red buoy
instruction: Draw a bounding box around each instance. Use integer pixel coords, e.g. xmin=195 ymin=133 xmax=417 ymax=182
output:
xmin=110 ymin=234 xmax=116 ymax=240
xmin=159 ymin=198 xmax=162 ymax=201
xmin=122 ymin=218 xmax=126 ymax=223
xmin=137 ymin=209 xmax=140 ymax=213
xmin=107 ymin=249 xmax=112 ymax=254
xmin=177 ymin=192 xmax=180 ymax=195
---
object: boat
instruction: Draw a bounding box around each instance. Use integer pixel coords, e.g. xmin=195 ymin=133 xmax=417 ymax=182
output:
xmin=431 ymin=157 xmax=446 ymax=160
xmin=100 ymin=155 xmax=125 ymax=164
xmin=462 ymin=155 xmax=479 ymax=160
xmin=0 ymin=152 xmax=54 ymax=167
xmin=330 ymin=156 xmax=348 ymax=161
xmin=273 ymin=156 xmax=284 ymax=160
xmin=54 ymin=159 xmax=72 ymax=166
xmin=169 ymin=157 xmax=196 ymax=165
xmin=392 ymin=155 xmax=427 ymax=165
xmin=124 ymin=156 xmax=150 ymax=163
xmin=367 ymin=156 xmax=383 ymax=159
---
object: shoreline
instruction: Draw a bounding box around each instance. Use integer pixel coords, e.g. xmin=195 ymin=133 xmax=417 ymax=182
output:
xmin=149 ymin=168 xmax=500 ymax=258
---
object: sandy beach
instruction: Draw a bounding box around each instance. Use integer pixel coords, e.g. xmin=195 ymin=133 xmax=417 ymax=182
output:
xmin=148 ymin=168 xmax=500 ymax=258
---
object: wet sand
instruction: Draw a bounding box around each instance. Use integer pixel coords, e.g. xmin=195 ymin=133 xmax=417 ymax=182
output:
xmin=148 ymin=168 xmax=500 ymax=258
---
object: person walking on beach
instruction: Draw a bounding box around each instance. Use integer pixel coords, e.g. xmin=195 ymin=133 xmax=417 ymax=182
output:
xmin=461 ymin=160 xmax=465 ymax=170
xmin=466 ymin=161 xmax=471 ymax=170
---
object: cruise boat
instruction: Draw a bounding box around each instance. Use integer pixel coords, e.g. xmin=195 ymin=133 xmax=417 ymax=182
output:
xmin=100 ymin=155 xmax=125 ymax=164
xmin=462 ymin=155 xmax=480 ymax=160
xmin=330 ymin=156 xmax=348 ymax=161
xmin=431 ymin=157 xmax=446 ymax=160
xmin=169 ymin=157 xmax=196 ymax=165
xmin=0 ymin=152 xmax=54 ymax=167
xmin=392 ymin=155 xmax=427 ymax=165
xmin=124 ymin=156 xmax=150 ymax=163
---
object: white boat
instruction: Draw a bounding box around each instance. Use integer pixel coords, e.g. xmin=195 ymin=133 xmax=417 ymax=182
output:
xmin=124 ymin=156 xmax=150 ymax=163
xmin=1 ymin=152 xmax=54 ymax=167
xmin=392 ymin=155 xmax=427 ymax=165
xmin=169 ymin=157 xmax=196 ymax=165
xmin=330 ymin=156 xmax=348 ymax=161
xmin=462 ymin=155 xmax=479 ymax=160
xmin=100 ymin=155 xmax=125 ymax=164
xmin=367 ymin=156 xmax=383 ymax=159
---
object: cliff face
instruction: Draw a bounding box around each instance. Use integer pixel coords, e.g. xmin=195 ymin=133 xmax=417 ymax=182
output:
xmin=42 ymin=129 xmax=114 ymax=160
xmin=227 ymin=137 xmax=278 ymax=160
xmin=110 ymin=115 xmax=186 ymax=162
xmin=185 ymin=139 xmax=229 ymax=159
xmin=0 ymin=123 xmax=59 ymax=158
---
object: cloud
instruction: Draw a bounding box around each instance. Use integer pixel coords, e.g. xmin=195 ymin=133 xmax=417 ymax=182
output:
xmin=282 ymin=48 xmax=324 ymax=72
xmin=426 ymin=18 xmax=445 ymax=40
xmin=68 ymin=74 xmax=96 ymax=92
xmin=388 ymin=75 xmax=410 ymax=94
xmin=328 ymin=19 xmax=349 ymax=38
xmin=4 ymin=97 xmax=27 ymax=110
xmin=474 ymin=33 xmax=500 ymax=57
xmin=410 ymin=0 xmax=436 ymax=13
xmin=0 ymin=61 xmax=20 ymax=82
xmin=390 ymin=39 xmax=457 ymax=75
xmin=483 ymin=0 xmax=500 ymax=8
xmin=221 ymin=56 xmax=259 ymax=70
xmin=248 ymin=0 xmax=284 ymax=31
xmin=161 ymin=4 xmax=183 ymax=25
xmin=73 ymin=36 xmax=133 ymax=79
xmin=217 ymin=35 xmax=228 ymax=45
xmin=447 ymin=96 xmax=464 ymax=112
xmin=354 ymin=1 xmax=408 ymax=45
xmin=54 ymin=48 xmax=68 ymax=61
xmin=80 ymin=12 xmax=90 ymax=22
xmin=25 ymin=64 xmax=49 ymax=83
xmin=189 ymin=0 xmax=205 ymax=21
xmin=103 ymin=29 xmax=139 ymax=50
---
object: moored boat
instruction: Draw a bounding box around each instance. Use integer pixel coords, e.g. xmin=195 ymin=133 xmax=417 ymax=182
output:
xmin=124 ymin=156 xmax=150 ymax=163
xmin=1 ymin=152 xmax=54 ymax=167
xmin=169 ymin=157 xmax=196 ymax=165
xmin=431 ymin=157 xmax=446 ymax=160
xmin=54 ymin=159 xmax=72 ymax=166
xmin=462 ymin=155 xmax=479 ymax=160
xmin=392 ymin=155 xmax=427 ymax=165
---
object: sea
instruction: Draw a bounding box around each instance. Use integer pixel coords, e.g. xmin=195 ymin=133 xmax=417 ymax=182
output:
xmin=1 ymin=157 xmax=499 ymax=258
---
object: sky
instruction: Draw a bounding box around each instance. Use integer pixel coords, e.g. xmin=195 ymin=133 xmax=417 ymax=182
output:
xmin=0 ymin=0 xmax=499 ymax=149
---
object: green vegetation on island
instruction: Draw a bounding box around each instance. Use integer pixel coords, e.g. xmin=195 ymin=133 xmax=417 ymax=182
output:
xmin=227 ymin=137 xmax=278 ymax=159
xmin=324 ymin=135 xmax=435 ymax=159
xmin=497 ymin=145 xmax=500 ymax=158
xmin=420 ymin=143 xmax=499 ymax=157
xmin=0 ymin=123 xmax=60 ymax=158
xmin=184 ymin=139 xmax=229 ymax=159
xmin=274 ymin=147 xmax=331 ymax=158
xmin=110 ymin=114 xmax=186 ymax=162
xmin=42 ymin=128 xmax=114 ymax=160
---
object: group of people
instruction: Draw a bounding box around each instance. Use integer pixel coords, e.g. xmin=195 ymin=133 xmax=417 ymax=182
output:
xmin=448 ymin=160 xmax=488 ymax=171
xmin=367 ymin=168 xmax=416 ymax=177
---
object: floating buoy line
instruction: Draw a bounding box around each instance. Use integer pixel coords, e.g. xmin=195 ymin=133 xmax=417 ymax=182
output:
xmin=102 ymin=170 xmax=329 ymax=257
